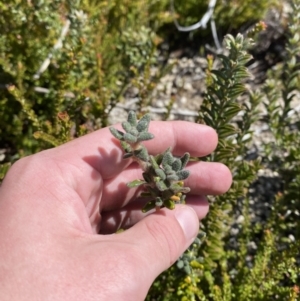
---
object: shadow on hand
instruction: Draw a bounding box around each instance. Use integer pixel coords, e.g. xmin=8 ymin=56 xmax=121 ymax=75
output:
xmin=82 ymin=142 xmax=145 ymax=235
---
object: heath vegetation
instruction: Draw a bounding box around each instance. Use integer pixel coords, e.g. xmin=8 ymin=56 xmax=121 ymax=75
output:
xmin=0 ymin=0 xmax=299 ymax=300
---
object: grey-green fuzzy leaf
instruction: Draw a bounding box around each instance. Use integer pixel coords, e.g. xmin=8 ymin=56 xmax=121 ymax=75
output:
xmin=128 ymin=127 xmax=139 ymax=136
xmin=137 ymin=132 xmax=154 ymax=142
xmin=124 ymin=133 xmax=137 ymax=143
xmin=162 ymin=151 xmax=174 ymax=167
xmin=155 ymin=168 xmax=166 ymax=180
xmin=180 ymin=153 xmax=190 ymax=168
xmin=122 ymin=121 xmax=133 ymax=133
xmin=127 ymin=111 xmax=137 ymax=126
xmin=156 ymin=180 xmax=168 ymax=191
xmin=171 ymin=159 xmax=182 ymax=171
xmin=136 ymin=114 xmax=151 ymax=132
xmin=150 ymin=155 xmax=160 ymax=169
xmin=109 ymin=127 xmax=124 ymax=140
xmin=134 ymin=146 xmax=149 ymax=161
xmin=166 ymin=174 xmax=178 ymax=181
xmin=121 ymin=141 xmax=132 ymax=153
xmin=176 ymin=170 xmax=190 ymax=180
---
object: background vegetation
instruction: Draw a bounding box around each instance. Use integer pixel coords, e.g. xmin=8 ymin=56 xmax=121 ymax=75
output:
xmin=0 ymin=0 xmax=299 ymax=300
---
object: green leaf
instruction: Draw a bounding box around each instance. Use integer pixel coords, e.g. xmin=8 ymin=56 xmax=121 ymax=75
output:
xmin=180 ymin=187 xmax=191 ymax=194
xmin=154 ymin=153 xmax=164 ymax=165
xmin=218 ymin=139 xmax=227 ymax=148
xmin=162 ymin=149 xmax=174 ymax=167
xmin=134 ymin=146 xmax=149 ymax=161
xmin=216 ymin=150 xmax=236 ymax=161
xmin=137 ymin=132 xmax=154 ymax=142
xmin=122 ymin=121 xmax=133 ymax=133
xmin=228 ymin=83 xmax=246 ymax=99
xmin=150 ymin=155 xmax=160 ymax=169
xmin=163 ymin=199 xmax=175 ymax=210
xmin=218 ymin=54 xmax=231 ymax=69
xmin=142 ymin=201 xmax=156 ymax=213
xmin=0 ymin=162 xmax=11 ymax=180
xmin=156 ymin=180 xmax=168 ymax=191
xmin=208 ymin=86 xmax=226 ymax=101
xmin=205 ymin=93 xmax=218 ymax=106
xmin=155 ymin=168 xmax=166 ymax=180
xmin=170 ymin=183 xmax=190 ymax=194
xmin=142 ymin=172 xmax=152 ymax=183
xmin=218 ymin=124 xmax=239 ymax=138
xmin=109 ymin=127 xmax=124 ymax=140
xmin=128 ymin=127 xmax=139 ymax=136
xmin=171 ymin=158 xmax=182 ymax=171
xmin=234 ymin=66 xmax=251 ymax=80
xmin=176 ymin=170 xmax=190 ymax=180
xmin=123 ymin=133 xmax=137 ymax=143
xmin=236 ymin=53 xmax=252 ymax=65
xmin=180 ymin=153 xmax=190 ymax=168
xmin=203 ymin=114 xmax=214 ymax=126
xmin=127 ymin=179 xmax=146 ymax=188
xmin=33 ymin=131 xmax=60 ymax=147
xmin=166 ymin=174 xmax=178 ymax=181
xmin=127 ymin=111 xmax=137 ymax=126
xmin=211 ymin=69 xmax=228 ymax=81
xmin=136 ymin=113 xmax=151 ymax=132
xmin=223 ymin=103 xmax=242 ymax=122
xmin=121 ymin=141 xmax=132 ymax=153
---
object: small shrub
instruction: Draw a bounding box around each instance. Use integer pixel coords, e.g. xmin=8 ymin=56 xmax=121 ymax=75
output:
xmin=147 ymin=11 xmax=300 ymax=299
xmin=1 ymin=1 xmax=299 ymax=300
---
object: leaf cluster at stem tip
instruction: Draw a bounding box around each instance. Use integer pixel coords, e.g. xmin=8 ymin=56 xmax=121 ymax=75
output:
xmin=109 ymin=111 xmax=191 ymax=212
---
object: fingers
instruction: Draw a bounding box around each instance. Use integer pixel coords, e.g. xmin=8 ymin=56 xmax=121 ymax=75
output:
xmin=184 ymin=161 xmax=232 ymax=195
xmin=45 ymin=120 xmax=218 ymax=180
xmin=100 ymin=161 xmax=232 ymax=211
xmin=99 ymin=195 xmax=209 ymax=234
xmin=36 ymin=120 xmax=220 ymax=211
xmin=146 ymin=121 xmax=218 ymax=158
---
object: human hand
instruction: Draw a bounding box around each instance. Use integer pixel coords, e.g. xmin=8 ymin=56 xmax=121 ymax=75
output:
xmin=0 ymin=121 xmax=232 ymax=301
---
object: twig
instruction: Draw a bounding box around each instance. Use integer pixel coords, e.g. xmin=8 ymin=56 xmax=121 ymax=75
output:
xmin=170 ymin=0 xmax=221 ymax=49
xmin=33 ymin=86 xmax=75 ymax=98
xmin=210 ymin=18 xmax=221 ymax=50
xmin=33 ymin=19 xmax=71 ymax=80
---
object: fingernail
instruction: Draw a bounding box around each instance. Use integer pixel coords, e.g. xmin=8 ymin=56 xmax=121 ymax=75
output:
xmin=175 ymin=206 xmax=199 ymax=242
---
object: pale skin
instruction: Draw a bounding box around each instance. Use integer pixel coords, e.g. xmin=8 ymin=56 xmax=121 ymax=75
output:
xmin=0 ymin=121 xmax=232 ymax=301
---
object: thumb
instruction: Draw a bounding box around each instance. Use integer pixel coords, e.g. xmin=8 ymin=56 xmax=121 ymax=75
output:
xmin=120 ymin=205 xmax=199 ymax=283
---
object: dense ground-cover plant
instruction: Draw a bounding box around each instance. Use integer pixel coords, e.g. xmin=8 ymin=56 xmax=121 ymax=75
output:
xmin=1 ymin=0 xmax=299 ymax=300
xmin=0 ymin=0 xmax=282 ymax=165
xmin=147 ymin=12 xmax=300 ymax=301
xmin=0 ymin=0 xmax=171 ymax=163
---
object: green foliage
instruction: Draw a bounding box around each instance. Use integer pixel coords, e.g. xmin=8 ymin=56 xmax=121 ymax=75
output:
xmin=147 ymin=14 xmax=300 ymax=300
xmin=110 ymin=111 xmax=191 ymax=212
xmin=0 ymin=0 xmax=279 ymax=164
xmin=1 ymin=1 xmax=300 ymax=300
xmin=0 ymin=0 xmax=169 ymax=162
